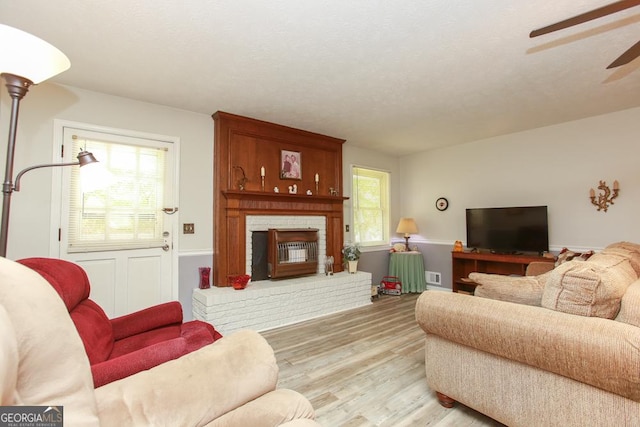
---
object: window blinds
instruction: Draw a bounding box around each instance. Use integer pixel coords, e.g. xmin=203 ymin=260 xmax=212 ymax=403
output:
xmin=68 ymin=136 xmax=166 ymax=252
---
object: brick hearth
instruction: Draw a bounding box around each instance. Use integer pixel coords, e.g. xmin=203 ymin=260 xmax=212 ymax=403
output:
xmin=193 ymin=271 xmax=372 ymax=335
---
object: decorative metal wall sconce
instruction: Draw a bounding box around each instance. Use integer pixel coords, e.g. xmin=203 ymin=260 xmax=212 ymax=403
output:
xmin=589 ymin=180 xmax=619 ymax=212
xmin=233 ymin=166 xmax=248 ymax=190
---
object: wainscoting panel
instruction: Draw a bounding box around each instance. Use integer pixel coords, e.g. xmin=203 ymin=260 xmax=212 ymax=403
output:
xmin=178 ymin=252 xmax=213 ymax=321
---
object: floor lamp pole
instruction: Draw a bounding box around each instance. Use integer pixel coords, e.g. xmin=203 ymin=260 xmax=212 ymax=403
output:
xmin=0 ymin=25 xmax=73 ymax=258
xmin=0 ymin=74 xmax=32 ymax=258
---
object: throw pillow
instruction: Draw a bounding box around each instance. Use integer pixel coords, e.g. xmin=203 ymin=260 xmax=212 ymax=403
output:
xmin=542 ymin=253 xmax=637 ymax=318
xmin=555 ymin=247 xmax=594 ymax=267
xmin=470 ymin=271 xmax=550 ymax=306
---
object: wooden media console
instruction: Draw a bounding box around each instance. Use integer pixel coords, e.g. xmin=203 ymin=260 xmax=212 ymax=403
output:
xmin=452 ymin=251 xmax=554 ymax=294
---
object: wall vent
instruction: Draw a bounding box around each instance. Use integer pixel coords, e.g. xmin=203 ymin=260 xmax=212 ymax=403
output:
xmin=426 ymin=271 xmax=441 ymax=285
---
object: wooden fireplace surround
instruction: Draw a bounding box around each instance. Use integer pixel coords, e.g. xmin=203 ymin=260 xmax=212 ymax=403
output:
xmin=213 ymin=111 xmax=347 ymax=286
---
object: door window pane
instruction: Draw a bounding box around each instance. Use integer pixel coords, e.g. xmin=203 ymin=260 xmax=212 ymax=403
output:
xmin=68 ymin=137 xmax=166 ymax=252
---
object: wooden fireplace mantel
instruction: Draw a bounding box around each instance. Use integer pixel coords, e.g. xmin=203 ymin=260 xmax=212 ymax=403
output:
xmin=213 ymin=112 xmax=347 ymax=286
xmin=223 ymin=190 xmax=348 ymax=207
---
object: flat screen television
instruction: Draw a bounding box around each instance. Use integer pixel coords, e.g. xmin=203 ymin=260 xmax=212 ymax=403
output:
xmin=465 ymin=206 xmax=549 ymax=254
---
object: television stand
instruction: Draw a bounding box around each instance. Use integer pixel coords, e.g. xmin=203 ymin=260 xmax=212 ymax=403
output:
xmin=452 ymin=251 xmax=554 ymax=294
xmin=490 ymin=250 xmax=522 ymax=255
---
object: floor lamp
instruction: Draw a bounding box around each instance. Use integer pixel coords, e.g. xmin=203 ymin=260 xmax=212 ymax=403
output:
xmin=0 ymin=24 xmax=95 ymax=257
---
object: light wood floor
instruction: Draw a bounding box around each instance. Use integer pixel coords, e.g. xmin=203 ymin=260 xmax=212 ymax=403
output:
xmin=261 ymin=293 xmax=504 ymax=427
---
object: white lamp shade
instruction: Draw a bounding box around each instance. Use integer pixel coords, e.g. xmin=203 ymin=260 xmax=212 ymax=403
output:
xmin=396 ymin=218 xmax=418 ymax=235
xmin=0 ymin=24 xmax=70 ymax=83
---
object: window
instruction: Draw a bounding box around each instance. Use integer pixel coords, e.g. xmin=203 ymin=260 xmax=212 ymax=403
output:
xmin=352 ymin=166 xmax=390 ymax=246
xmin=67 ymin=135 xmax=167 ymax=252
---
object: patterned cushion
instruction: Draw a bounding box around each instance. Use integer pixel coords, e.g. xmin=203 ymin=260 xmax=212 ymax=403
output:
xmin=555 ymin=248 xmax=594 ymax=266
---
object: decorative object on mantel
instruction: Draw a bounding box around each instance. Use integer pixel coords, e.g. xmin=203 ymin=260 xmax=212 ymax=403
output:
xmin=315 ymin=173 xmax=319 ymax=193
xmin=343 ymin=243 xmax=361 ymax=274
xmin=396 ymin=218 xmax=419 ymax=250
xmin=274 ymin=186 xmax=279 ymax=193
xmin=306 ymin=189 xmax=312 ymax=195
xmin=329 ymin=187 xmax=339 ymax=196
xmin=198 ymin=267 xmax=211 ymax=289
xmin=589 ymin=180 xmax=619 ymax=212
xmin=280 ymin=149 xmax=302 ymax=180
xmin=260 ymin=166 xmax=265 ymax=191
xmin=453 ymin=240 xmax=464 ymax=252
xmin=233 ymin=166 xmax=248 ymax=190
xmin=288 ymin=184 xmax=298 ymax=194
xmin=228 ymin=274 xmax=251 ymax=290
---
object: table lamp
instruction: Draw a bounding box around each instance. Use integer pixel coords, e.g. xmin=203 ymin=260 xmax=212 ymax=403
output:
xmin=396 ymin=217 xmax=418 ymax=250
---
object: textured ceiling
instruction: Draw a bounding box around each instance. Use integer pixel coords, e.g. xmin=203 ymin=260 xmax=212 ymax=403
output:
xmin=1 ymin=0 xmax=639 ymax=156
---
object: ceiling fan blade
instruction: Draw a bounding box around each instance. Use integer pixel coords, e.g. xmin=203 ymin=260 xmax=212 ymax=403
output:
xmin=530 ymin=0 xmax=640 ymax=38
xmin=607 ymin=40 xmax=640 ymax=67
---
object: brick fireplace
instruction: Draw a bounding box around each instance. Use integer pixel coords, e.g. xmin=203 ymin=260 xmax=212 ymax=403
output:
xmin=213 ymin=111 xmax=347 ymax=286
xmin=196 ymin=112 xmax=372 ymax=332
xmin=196 ymin=214 xmax=372 ymax=336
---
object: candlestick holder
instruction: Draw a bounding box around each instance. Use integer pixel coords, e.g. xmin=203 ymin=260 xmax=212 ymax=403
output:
xmin=315 ymin=181 xmax=318 ymax=194
xmin=589 ymin=180 xmax=619 ymax=212
xmin=261 ymin=176 xmax=265 ymax=191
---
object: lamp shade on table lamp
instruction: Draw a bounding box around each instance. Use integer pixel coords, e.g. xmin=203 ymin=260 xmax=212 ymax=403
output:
xmin=396 ymin=218 xmax=418 ymax=250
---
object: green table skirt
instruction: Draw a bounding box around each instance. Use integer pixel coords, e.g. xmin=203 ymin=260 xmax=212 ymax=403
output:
xmin=388 ymin=252 xmax=427 ymax=293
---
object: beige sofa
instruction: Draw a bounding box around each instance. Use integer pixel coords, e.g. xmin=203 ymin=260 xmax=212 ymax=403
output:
xmin=0 ymin=257 xmax=321 ymax=427
xmin=416 ymin=242 xmax=640 ymax=426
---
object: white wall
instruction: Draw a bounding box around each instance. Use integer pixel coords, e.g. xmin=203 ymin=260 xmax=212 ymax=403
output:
xmin=0 ymin=83 xmax=214 ymax=259
xmin=399 ymin=107 xmax=640 ymax=250
xmin=4 ymin=81 xmax=637 ymax=265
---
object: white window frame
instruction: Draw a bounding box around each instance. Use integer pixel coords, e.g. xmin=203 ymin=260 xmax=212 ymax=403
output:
xmin=351 ymin=165 xmax=390 ymax=247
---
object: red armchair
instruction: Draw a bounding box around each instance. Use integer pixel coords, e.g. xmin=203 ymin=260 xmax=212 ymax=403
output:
xmin=17 ymin=257 xmax=222 ymax=387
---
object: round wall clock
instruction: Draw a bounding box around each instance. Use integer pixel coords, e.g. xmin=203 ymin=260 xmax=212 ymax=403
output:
xmin=436 ymin=197 xmax=449 ymax=211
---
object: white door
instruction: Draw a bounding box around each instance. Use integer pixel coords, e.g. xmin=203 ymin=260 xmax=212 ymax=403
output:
xmin=53 ymin=122 xmax=179 ymax=318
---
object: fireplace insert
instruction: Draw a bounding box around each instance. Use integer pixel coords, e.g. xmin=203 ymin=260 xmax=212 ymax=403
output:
xmin=268 ymin=228 xmax=319 ymax=279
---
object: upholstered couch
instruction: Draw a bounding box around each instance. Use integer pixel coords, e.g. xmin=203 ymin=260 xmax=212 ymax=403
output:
xmin=0 ymin=256 xmax=321 ymax=426
xmin=416 ymin=242 xmax=640 ymax=426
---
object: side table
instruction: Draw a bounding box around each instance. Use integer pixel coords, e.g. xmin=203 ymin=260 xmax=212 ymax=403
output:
xmin=388 ymin=251 xmax=427 ymax=293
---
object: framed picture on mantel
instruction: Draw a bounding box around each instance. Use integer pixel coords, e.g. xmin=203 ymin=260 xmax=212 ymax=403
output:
xmin=280 ymin=150 xmax=302 ymax=180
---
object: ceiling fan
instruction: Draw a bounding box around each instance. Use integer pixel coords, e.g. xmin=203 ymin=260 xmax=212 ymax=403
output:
xmin=530 ymin=0 xmax=640 ymax=69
